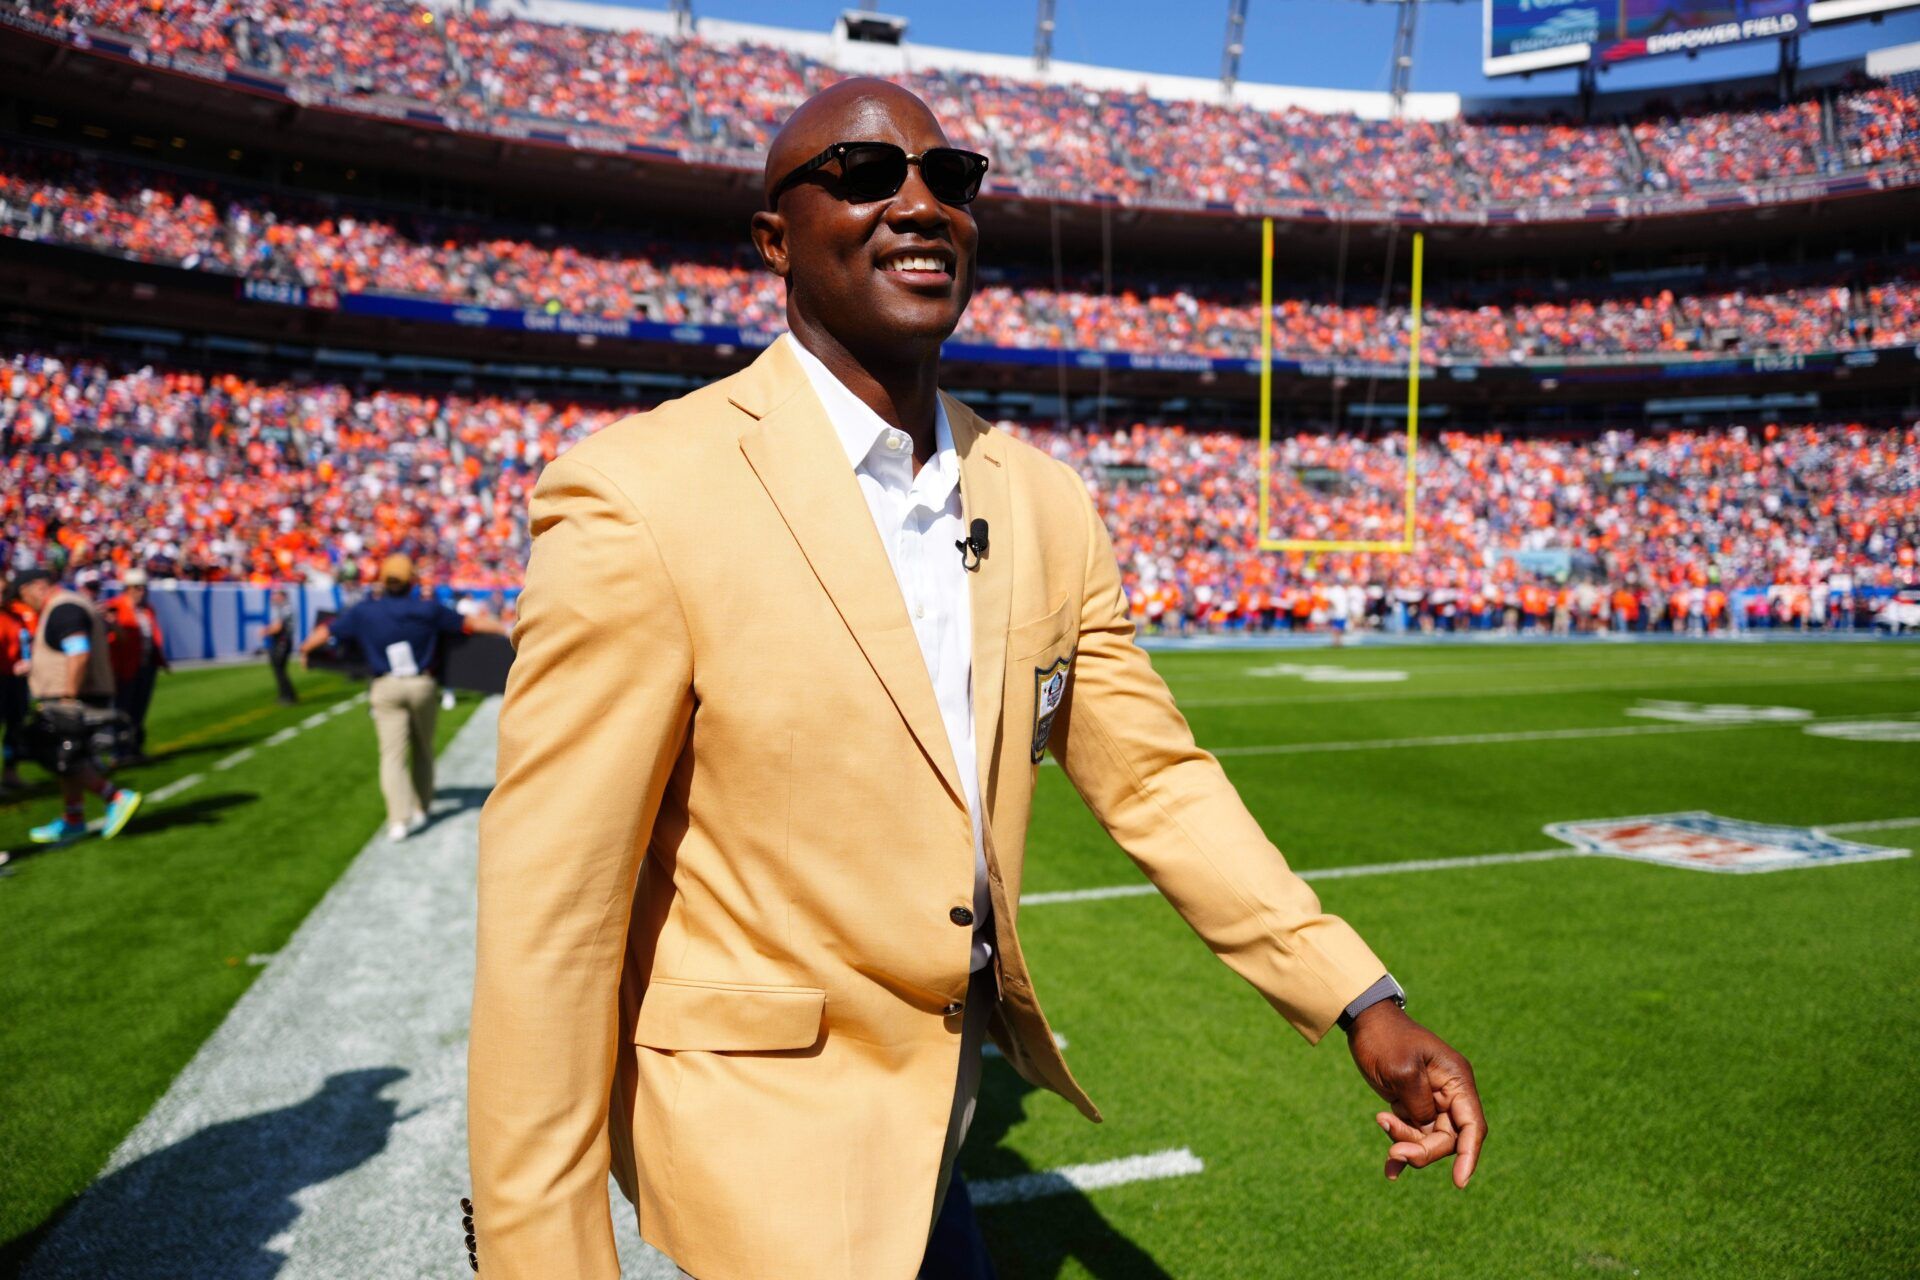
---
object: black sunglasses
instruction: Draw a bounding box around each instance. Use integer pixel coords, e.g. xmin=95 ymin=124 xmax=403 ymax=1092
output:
xmin=768 ymin=141 xmax=990 ymax=209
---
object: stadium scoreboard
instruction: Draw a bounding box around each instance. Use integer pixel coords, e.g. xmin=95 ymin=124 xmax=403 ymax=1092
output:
xmin=1483 ymin=0 xmax=1920 ymax=77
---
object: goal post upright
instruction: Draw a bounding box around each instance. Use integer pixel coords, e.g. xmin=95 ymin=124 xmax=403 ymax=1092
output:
xmin=1257 ymin=226 xmax=1424 ymax=555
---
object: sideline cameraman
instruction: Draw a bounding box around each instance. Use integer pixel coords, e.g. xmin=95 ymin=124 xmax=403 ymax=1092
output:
xmin=15 ymin=569 xmax=143 ymax=845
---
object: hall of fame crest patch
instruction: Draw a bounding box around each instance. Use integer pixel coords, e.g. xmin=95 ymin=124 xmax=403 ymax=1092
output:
xmin=1031 ymin=657 xmax=1071 ymax=762
xmin=1543 ymin=811 xmax=1909 ymax=875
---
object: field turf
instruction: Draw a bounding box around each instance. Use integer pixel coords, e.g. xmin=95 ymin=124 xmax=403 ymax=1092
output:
xmin=0 ymin=664 xmax=481 ymax=1271
xmin=973 ymin=639 xmax=1920 ymax=1278
xmin=3 ymin=639 xmax=1918 ymax=1278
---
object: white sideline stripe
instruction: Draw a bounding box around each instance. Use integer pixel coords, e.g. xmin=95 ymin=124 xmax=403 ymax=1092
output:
xmin=146 ymin=772 xmax=205 ymax=804
xmin=1021 ymin=818 xmax=1920 ymax=906
xmin=969 ymin=1147 xmax=1205 ymax=1207
xmin=146 ymin=696 xmax=363 ymax=807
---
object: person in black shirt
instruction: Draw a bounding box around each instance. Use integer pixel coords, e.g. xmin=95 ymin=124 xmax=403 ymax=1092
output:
xmin=264 ymin=588 xmax=299 ymax=706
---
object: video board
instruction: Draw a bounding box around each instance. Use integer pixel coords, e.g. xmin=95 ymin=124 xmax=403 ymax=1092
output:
xmin=1484 ymin=0 xmax=1813 ymax=77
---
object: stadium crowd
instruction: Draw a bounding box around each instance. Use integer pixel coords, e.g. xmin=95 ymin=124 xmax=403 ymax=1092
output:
xmin=18 ymin=1 xmax=1920 ymax=211
xmin=4 ymin=145 xmax=1915 ymax=362
xmin=5 ymin=350 xmax=1915 ymax=633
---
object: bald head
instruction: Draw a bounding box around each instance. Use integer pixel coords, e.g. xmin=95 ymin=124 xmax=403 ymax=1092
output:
xmin=750 ymin=77 xmax=980 ymax=385
xmin=762 ymin=78 xmax=946 ymax=206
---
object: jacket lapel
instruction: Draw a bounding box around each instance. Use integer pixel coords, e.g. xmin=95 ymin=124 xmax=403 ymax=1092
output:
xmin=947 ymin=395 xmax=1012 ymax=814
xmin=734 ymin=342 xmax=967 ymax=807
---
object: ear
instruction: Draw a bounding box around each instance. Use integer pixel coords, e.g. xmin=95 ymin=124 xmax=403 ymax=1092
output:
xmin=750 ymin=210 xmax=790 ymax=278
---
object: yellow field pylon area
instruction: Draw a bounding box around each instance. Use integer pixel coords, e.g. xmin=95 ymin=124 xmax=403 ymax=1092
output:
xmin=1257 ymin=219 xmax=1422 ymax=554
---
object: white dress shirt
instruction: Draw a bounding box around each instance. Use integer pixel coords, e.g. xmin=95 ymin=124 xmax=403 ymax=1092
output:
xmin=786 ymin=334 xmax=993 ymax=973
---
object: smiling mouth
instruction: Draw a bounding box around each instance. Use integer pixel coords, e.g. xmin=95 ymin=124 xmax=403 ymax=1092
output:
xmin=878 ymin=251 xmax=954 ymax=277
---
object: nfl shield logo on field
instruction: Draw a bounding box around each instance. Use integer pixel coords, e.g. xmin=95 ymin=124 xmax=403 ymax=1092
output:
xmin=1031 ymin=658 xmax=1071 ymax=761
xmin=1543 ymin=812 xmax=1909 ymax=875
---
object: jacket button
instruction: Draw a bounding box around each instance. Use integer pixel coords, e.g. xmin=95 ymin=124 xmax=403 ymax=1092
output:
xmin=941 ymin=1001 xmax=964 ymax=1016
xmin=950 ymin=906 xmax=974 ymax=926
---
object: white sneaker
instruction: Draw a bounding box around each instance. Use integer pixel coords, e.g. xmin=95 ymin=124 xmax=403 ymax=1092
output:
xmin=387 ymin=822 xmax=410 ymax=841
xmin=405 ymin=811 xmax=429 ymax=836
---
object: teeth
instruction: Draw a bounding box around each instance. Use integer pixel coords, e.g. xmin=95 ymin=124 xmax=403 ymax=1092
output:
xmin=884 ymin=255 xmax=946 ymax=273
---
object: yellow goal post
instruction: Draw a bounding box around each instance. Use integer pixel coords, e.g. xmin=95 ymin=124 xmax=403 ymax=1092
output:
xmin=1256 ymin=219 xmax=1422 ymax=554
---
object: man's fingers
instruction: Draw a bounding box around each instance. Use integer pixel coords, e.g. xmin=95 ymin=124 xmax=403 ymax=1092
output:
xmin=1375 ymin=1109 xmax=1458 ymax=1179
xmin=1443 ymin=1073 xmax=1489 ymax=1188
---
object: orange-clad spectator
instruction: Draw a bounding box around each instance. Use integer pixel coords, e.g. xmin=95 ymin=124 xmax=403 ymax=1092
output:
xmin=100 ymin=569 xmax=170 ymax=761
xmin=0 ymin=587 xmax=28 ymax=790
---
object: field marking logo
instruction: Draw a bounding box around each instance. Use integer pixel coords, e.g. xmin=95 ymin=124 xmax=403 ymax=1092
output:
xmin=1032 ymin=657 xmax=1071 ymax=761
xmin=1544 ymin=811 xmax=1909 ymax=875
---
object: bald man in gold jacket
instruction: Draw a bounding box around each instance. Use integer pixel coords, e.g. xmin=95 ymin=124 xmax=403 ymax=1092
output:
xmin=468 ymin=80 xmax=1483 ymax=1280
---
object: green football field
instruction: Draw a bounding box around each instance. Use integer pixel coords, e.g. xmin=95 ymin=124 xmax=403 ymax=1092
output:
xmin=979 ymin=639 xmax=1920 ymax=1278
xmin=0 ymin=664 xmax=483 ymax=1272
xmin=2 ymin=640 xmax=1918 ymax=1277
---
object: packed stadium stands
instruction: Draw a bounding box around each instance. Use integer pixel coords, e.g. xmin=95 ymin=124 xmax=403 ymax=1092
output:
xmin=13 ymin=0 xmax=1920 ymax=214
xmin=2 ymin=1 xmax=1917 ymax=635
xmin=7 ymin=349 xmax=1915 ymax=631
xmin=4 ymin=143 xmax=1915 ymax=362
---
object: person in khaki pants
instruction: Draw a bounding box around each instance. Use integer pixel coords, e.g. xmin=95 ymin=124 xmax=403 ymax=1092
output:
xmin=302 ymin=555 xmax=502 ymax=839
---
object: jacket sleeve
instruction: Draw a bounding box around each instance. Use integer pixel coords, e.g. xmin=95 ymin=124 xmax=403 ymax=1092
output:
xmin=468 ymin=450 xmax=695 ymax=1278
xmin=1046 ymin=476 xmax=1385 ymax=1044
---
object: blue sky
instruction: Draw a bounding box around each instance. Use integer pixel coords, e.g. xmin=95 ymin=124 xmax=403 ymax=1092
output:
xmin=623 ymin=1 xmax=1920 ymax=100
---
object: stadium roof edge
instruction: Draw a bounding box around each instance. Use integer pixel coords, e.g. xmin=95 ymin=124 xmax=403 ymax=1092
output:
xmin=502 ymin=0 xmax=1461 ymax=121
xmin=1867 ymin=39 xmax=1920 ymax=77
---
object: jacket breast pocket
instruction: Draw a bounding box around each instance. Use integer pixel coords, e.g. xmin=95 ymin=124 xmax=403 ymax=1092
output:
xmin=633 ymin=977 xmax=826 ymax=1052
xmin=1009 ymin=595 xmax=1074 ymax=662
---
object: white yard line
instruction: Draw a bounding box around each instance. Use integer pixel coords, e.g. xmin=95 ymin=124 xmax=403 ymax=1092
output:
xmin=1160 ymin=651 xmax=1806 ymax=686
xmin=1022 ymin=817 xmax=1920 ymax=907
xmin=970 ymin=1147 xmax=1205 ymax=1207
xmin=1038 ymin=709 xmax=1920 ymax=766
xmin=212 ymin=748 xmax=256 ymax=772
xmin=1170 ymin=668 xmax=1920 ymax=710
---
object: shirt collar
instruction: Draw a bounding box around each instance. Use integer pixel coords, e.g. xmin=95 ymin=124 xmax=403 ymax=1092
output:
xmin=783 ymin=334 xmax=957 ymax=502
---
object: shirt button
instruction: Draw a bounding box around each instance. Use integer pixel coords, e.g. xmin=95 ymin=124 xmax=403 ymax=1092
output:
xmin=941 ymin=1001 xmax=964 ymax=1017
xmin=914 ymin=603 xmax=926 ymax=619
xmin=950 ymin=906 xmax=974 ymax=927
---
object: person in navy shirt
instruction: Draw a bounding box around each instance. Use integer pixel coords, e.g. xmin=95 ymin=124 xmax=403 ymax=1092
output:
xmin=302 ymin=555 xmax=503 ymax=840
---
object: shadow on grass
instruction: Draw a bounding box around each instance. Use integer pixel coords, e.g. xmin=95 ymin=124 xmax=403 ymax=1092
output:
xmin=4 ymin=1067 xmax=410 ymax=1280
xmin=964 ymin=1063 xmax=1175 ymax=1280
xmin=418 ymin=786 xmax=491 ymax=835
xmin=127 ymin=792 xmax=257 ymax=837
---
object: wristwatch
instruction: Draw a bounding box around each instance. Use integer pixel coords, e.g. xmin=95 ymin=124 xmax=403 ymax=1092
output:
xmin=1336 ymin=973 xmax=1406 ymax=1032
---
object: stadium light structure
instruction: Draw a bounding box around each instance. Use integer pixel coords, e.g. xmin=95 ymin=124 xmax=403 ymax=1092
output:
xmin=1221 ymin=0 xmax=1250 ymax=94
xmin=1343 ymin=0 xmax=1470 ymax=118
xmin=668 ymin=0 xmax=692 ymax=36
xmin=1034 ymin=0 xmax=1056 ymax=73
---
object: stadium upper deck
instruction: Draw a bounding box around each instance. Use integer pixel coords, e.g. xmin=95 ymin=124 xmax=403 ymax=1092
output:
xmin=2 ymin=0 xmax=1916 ymax=227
